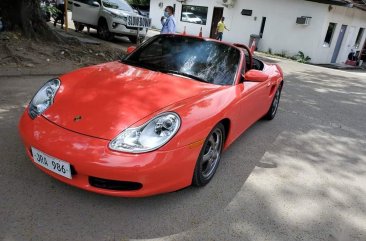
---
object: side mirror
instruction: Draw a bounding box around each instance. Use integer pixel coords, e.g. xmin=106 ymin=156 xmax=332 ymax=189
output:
xmin=91 ymin=1 xmax=100 ymax=7
xmin=243 ymin=69 xmax=269 ymax=82
xmin=127 ymin=46 xmax=136 ymax=54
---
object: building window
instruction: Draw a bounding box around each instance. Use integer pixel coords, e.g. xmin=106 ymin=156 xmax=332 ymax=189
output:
xmin=355 ymin=28 xmax=365 ymax=49
xmin=259 ymin=17 xmax=267 ymax=38
xmin=323 ymin=22 xmax=337 ymax=47
xmin=181 ymin=5 xmax=208 ymax=25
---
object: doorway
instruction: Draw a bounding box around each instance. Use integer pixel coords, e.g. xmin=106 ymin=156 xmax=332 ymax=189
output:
xmin=210 ymin=7 xmax=224 ymax=39
xmin=331 ymin=24 xmax=347 ymax=63
xmin=360 ymin=38 xmax=366 ymax=61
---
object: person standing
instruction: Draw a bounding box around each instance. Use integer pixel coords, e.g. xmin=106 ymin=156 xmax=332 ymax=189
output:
xmin=161 ymin=6 xmax=176 ymax=34
xmin=54 ymin=0 xmax=65 ymax=29
xmin=216 ymin=17 xmax=229 ymax=41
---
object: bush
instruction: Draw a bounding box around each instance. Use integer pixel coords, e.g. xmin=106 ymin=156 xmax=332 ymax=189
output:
xmin=274 ymin=50 xmax=287 ymax=58
xmin=294 ymin=51 xmax=311 ymax=63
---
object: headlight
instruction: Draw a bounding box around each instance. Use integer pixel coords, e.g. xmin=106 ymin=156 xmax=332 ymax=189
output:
xmin=109 ymin=112 xmax=181 ymax=153
xmin=108 ymin=11 xmax=126 ymax=21
xmin=28 ymin=79 xmax=60 ymax=119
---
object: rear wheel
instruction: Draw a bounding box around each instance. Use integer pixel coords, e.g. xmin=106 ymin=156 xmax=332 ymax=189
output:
xmin=97 ymin=20 xmax=114 ymax=41
xmin=74 ymin=21 xmax=84 ymax=32
xmin=264 ymin=83 xmax=282 ymax=120
xmin=192 ymin=123 xmax=225 ymax=187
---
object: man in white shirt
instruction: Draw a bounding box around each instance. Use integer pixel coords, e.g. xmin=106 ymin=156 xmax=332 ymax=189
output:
xmin=54 ymin=0 xmax=65 ymax=29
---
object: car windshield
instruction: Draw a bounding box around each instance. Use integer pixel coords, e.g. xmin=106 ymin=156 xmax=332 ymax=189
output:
xmin=187 ymin=13 xmax=196 ymax=18
xmin=102 ymin=0 xmax=133 ymax=11
xmin=123 ymin=35 xmax=241 ymax=85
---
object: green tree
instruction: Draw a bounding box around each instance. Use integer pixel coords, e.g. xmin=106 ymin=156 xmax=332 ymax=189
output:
xmin=126 ymin=0 xmax=150 ymax=6
xmin=0 ymin=0 xmax=53 ymax=39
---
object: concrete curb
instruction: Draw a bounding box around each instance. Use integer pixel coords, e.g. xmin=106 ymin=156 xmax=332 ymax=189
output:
xmin=0 ymin=67 xmax=76 ymax=78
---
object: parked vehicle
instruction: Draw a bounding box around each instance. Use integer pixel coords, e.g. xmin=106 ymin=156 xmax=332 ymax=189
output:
xmin=72 ymin=0 xmax=150 ymax=43
xmin=181 ymin=12 xmax=202 ymax=24
xmin=130 ymin=4 xmax=149 ymax=18
xmin=19 ymin=34 xmax=284 ymax=197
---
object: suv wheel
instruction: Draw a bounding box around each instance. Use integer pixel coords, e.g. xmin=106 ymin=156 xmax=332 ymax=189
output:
xmin=74 ymin=21 xmax=84 ymax=32
xmin=97 ymin=20 xmax=114 ymax=41
xmin=128 ymin=36 xmax=144 ymax=44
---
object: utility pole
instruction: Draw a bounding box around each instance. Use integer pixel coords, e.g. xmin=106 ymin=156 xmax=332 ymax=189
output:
xmin=64 ymin=0 xmax=68 ymax=32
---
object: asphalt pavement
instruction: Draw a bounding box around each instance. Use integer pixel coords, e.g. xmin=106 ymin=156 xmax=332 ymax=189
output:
xmin=0 ymin=57 xmax=366 ymax=241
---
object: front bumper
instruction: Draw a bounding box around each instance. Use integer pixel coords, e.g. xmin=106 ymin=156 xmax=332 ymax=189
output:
xmin=18 ymin=111 xmax=201 ymax=197
xmin=109 ymin=21 xmax=147 ymax=37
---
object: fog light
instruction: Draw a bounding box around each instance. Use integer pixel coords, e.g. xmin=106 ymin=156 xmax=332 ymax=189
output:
xmin=112 ymin=22 xmax=119 ymax=29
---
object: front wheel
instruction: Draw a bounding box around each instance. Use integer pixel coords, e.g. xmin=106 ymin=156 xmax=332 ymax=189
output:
xmin=97 ymin=20 xmax=114 ymax=41
xmin=264 ymin=84 xmax=282 ymax=120
xmin=128 ymin=35 xmax=145 ymax=44
xmin=192 ymin=123 xmax=225 ymax=187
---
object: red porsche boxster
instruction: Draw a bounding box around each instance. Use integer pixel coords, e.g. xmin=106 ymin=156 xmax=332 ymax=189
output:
xmin=19 ymin=34 xmax=283 ymax=197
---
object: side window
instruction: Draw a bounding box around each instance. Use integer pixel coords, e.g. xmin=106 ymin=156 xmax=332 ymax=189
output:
xmin=137 ymin=40 xmax=165 ymax=67
xmin=75 ymin=0 xmax=90 ymax=4
xmin=240 ymin=59 xmax=246 ymax=82
xmin=86 ymin=0 xmax=100 ymax=5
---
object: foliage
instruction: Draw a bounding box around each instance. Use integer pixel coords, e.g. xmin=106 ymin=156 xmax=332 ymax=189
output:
xmin=274 ymin=50 xmax=287 ymax=58
xmin=126 ymin=0 xmax=149 ymax=6
xmin=41 ymin=3 xmax=60 ymax=17
xmin=294 ymin=51 xmax=311 ymax=63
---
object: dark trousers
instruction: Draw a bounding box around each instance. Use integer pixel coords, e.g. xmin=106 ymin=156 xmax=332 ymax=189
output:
xmin=216 ymin=32 xmax=223 ymax=41
xmin=54 ymin=4 xmax=65 ymax=26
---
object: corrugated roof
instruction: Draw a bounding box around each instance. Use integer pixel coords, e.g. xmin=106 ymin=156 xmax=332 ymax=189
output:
xmin=347 ymin=0 xmax=366 ymax=11
xmin=306 ymin=0 xmax=366 ymax=11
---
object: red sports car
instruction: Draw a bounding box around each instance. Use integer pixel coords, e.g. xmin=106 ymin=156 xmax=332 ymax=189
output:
xmin=19 ymin=34 xmax=283 ymax=197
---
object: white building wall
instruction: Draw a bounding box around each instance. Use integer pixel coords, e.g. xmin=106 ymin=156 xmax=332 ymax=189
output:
xmin=328 ymin=6 xmax=366 ymax=63
xmin=149 ymin=0 xmax=366 ymax=64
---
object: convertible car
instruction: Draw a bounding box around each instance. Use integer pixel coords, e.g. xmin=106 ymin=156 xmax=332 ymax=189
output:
xmin=19 ymin=34 xmax=283 ymax=197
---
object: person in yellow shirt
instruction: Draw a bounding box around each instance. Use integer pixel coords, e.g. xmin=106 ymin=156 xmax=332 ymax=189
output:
xmin=216 ymin=17 xmax=230 ymax=41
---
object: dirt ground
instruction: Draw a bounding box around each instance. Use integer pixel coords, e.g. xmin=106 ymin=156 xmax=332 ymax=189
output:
xmin=0 ymin=30 xmax=124 ymax=75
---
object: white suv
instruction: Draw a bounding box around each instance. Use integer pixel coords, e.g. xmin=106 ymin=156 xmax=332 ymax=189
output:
xmin=72 ymin=0 xmax=149 ymax=43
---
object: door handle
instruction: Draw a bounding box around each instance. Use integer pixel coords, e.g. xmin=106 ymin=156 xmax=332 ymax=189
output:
xmin=74 ymin=3 xmax=80 ymax=7
xmin=267 ymin=82 xmax=271 ymax=87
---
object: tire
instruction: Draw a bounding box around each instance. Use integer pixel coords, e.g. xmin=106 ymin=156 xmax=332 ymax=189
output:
xmin=264 ymin=83 xmax=282 ymax=120
xmin=192 ymin=123 xmax=225 ymax=187
xmin=128 ymin=35 xmax=144 ymax=44
xmin=74 ymin=21 xmax=84 ymax=32
xmin=97 ymin=19 xmax=114 ymax=41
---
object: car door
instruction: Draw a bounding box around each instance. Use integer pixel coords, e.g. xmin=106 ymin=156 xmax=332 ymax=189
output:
xmin=83 ymin=0 xmax=100 ymax=26
xmin=72 ymin=0 xmax=100 ymax=26
xmin=236 ymin=59 xmax=271 ymax=133
xmin=72 ymin=0 xmax=88 ymax=23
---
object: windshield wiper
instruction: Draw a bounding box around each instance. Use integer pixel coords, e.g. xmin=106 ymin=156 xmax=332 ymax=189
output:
xmin=160 ymin=69 xmax=208 ymax=83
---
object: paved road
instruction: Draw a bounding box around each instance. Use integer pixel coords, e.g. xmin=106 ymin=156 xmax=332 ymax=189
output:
xmin=0 ymin=58 xmax=365 ymax=241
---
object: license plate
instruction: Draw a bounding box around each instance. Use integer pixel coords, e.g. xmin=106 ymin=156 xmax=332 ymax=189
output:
xmin=127 ymin=16 xmax=151 ymax=28
xmin=31 ymin=147 xmax=72 ymax=179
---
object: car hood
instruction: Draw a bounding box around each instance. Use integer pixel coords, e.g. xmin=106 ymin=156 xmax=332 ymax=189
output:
xmin=43 ymin=62 xmax=220 ymax=140
xmin=106 ymin=8 xmax=140 ymax=17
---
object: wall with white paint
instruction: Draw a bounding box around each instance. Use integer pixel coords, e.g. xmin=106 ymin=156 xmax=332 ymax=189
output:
xmin=149 ymin=0 xmax=366 ymax=64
